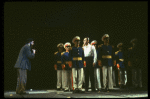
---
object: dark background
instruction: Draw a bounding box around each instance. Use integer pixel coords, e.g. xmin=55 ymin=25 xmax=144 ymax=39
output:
xmin=4 ymin=1 xmax=148 ymax=91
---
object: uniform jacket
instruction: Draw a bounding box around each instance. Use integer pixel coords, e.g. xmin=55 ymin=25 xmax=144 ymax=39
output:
xmin=97 ymin=44 xmax=115 ymax=67
xmin=115 ymin=50 xmax=125 ymax=69
xmin=14 ymin=44 xmax=35 ymax=71
xmin=54 ymin=51 xmax=62 ymax=70
xmin=69 ymin=46 xmax=85 ymax=68
xmin=128 ymin=46 xmax=140 ymax=68
xmin=61 ymin=51 xmax=71 ymax=70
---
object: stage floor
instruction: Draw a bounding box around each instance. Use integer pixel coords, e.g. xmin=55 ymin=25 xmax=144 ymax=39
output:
xmin=4 ymin=87 xmax=148 ymax=98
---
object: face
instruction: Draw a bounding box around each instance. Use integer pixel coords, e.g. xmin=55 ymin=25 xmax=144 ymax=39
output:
xmin=93 ymin=44 xmax=96 ymax=49
xmin=103 ymin=38 xmax=109 ymax=44
xmin=74 ymin=40 xmax=80 ymax=45
xmin=58 ymin=47 xmax=63 ymax=52
xmin=119 ymin=46 xmax=122 ymax=50
xmin=83 ymin=38 xmax=88 ymax=45
xmin=30 ymin=41 xmax=34 ymax=46
xmin=65 ymin=46 xmax=70 ymax=51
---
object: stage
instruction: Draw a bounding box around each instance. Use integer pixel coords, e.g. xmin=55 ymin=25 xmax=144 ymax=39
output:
xmin=4 ymin=87 xmax=148 ymax=98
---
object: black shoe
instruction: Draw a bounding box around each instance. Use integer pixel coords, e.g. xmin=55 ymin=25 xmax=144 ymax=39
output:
xmin=64 ymin=90 xmax=69 ymax=92
xmin=102 ymin=88 xmax=108 ymax=92
xmin=73 ymin=88 xmax=78 ymax=93
xmin=20 ymin=91 xmax=28 ymax=95
xmin=57 ymin=88 xmax=61 ymax=91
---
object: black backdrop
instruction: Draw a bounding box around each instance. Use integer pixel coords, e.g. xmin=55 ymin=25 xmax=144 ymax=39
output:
xmin=4 ymin=1 xmax=148 ymax=91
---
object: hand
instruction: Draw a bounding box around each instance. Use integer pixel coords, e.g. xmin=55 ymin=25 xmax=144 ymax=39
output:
xmin=114 ymin=60 xmax=116 ymax=66
xmin=83 ymin=61 xmax=86 ymax=67
xmin=32 ymin=49 xmax=36 ymax=54
xmin=69 ymin=64 xmax=72 ymax=68
xmin=54 ymin=64 xmax=57 ymax=70
xmin=117 ymin=64 xmax=120 ymax=69
xmin=98 ymin=60 xmax=102 ymax=67
xmin=93 ymin=63 xmax=95 ymax=67
xmin=128 ymin=61 xmax=131 ymax=66
xmin=62 ymin=64 xmax=65 ymax=70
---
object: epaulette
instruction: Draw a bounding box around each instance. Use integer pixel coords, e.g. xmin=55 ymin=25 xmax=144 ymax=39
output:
xmin=115 ymin=51 xmax=119 ymax=55
xmin=82 ymin=47 xmax=84 ymax=50
xmin=98 ymin=44 xmax=103 ymax=48
xmin=54 ymin=51 xmax=58 ymax=55
xmin=61 ymin=52 xmax=65 ymax=56
xmin=112 ymin=45 xmax=114 ymax=48
xmin=128 ymin=47 xmax=132 ymax=50
xmin=69 ymin=47 xmax=72 ymax=50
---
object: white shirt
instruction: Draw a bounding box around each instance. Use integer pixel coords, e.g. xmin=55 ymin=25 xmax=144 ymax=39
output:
xmin=83 ymin=44 xmax=97 ymax=64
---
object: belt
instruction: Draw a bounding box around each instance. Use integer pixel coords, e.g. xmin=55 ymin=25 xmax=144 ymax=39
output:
xmin=57 ymin=61 xmax=62 ymax=64
xmin=119 ymin=59 xmax=124 ymax=62
xmin=73 ymin=57 xmax=82 ymax=61
xmin=102 ymin=55 xmax=112 ymax=59
xmin=65 ymin=61 xmax=69 ymax=64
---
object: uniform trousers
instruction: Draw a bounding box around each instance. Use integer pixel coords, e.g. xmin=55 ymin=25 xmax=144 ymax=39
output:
xmin=72 ymin=68 xmax=83 ymax=90
xmin=118 ymin=69 xmax=126 ymax=85
xmin=16 ymin=68 xmax=27 ymax=94
xmin=62 ymin=70 xmax=73 ymax=90
xmin=102 ymin=66 xmax=113 ymax=89
xmin=132 ymin=69 xmax=142 ymax=87
xmin=94 ymin=68 xmax=101 ymax=89
xmin=112 ymin=68 xmax=116 ymax=86
xmin=57 ymin=70 xmax=62 ymax=89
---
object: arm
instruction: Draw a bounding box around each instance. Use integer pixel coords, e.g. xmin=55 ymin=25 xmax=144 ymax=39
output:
xmin=25 ymin=46 xmax=35 ymax=59
xmin=97 ymin=47 xmax=102 ymax=66
xmin=112 ymin=46 xmax=116 ymax=66
xmin=93 ymin=46 xmax=97 ymax=66
xmin=61 ymin=54 xmax=65 ymax=70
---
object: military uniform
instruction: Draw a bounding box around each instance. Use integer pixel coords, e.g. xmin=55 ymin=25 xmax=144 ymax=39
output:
xmin=127 ymin=39 xmax=142 ymax=88
xmin=54 ymin=43 xmax=64 ymax=90
xmin=115 ymin=43 xmax=126 ymax=88
xmin=69 ymin=36 xmax=85 ymax=92
xmin=97 ymin=34 xmax=116 ymax=90
xmin=61 ymin=42 xmax=73 ymax=91
xmin=91 ymin=40 xmax=101 ymax=91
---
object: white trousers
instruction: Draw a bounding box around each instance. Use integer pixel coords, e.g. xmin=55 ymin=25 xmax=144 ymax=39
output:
xmin=57 ymin=70 xmax=62 ymax=89
xmin=102 ymin=66 xmax=113 ymax=89
xmin=132 ymin=69 xmax=142 ymax=87
xmin=72 ymin=68 xmax=83 ymax=90
xmin=94 ymin=68 xmax=101 ymax=89
xmin=62 ymin=70 xmax=73 ymax=90
xmin=112 ymin=69 xmax=116 ymax=86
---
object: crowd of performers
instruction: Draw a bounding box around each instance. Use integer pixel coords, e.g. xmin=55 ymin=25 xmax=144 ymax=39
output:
xmin=54 ymin=34 xmax=142 ymax=93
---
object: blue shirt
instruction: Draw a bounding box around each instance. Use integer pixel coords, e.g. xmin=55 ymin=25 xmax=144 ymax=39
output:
xmin=69 ymin=46 xmax=85 ymax=68
xmin=97 ymin=44 xmax=115 ymax=67
xmin=115 ymin=50 xmax=125 ymax=69
xmin=54 ymin=52 xmax=62 ymax=70
xmin=61 ymin=52 xmax=71 ymax=70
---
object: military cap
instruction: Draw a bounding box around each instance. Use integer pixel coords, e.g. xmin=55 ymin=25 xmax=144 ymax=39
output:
xmin=91 ymin=40 xmax=97 ymax=45
xmin=57 ymin=43 xmax=64 ymax=48
xmin=72 ymin=36 xmax=80 ymax=43
xmin=64 ymin=42 xmax=71 ymax=48
xmin=130 ymin=38 xmax=137 ymax=43
xmin=117 ymin=43 xmax=123 ymax=48
xmin=101 ymin=34 xmax=109 ymax=41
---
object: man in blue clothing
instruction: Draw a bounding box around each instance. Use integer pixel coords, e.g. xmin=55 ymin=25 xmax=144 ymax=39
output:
xmin=14 ymin=38 xmax=36 ymax=94
xmin=97 ymin=34 xmax=116 ymax=92
xmin=54 ymin=43 xmax=64 ymax=91
xmin=91 ymin=40 xmax=102 ymax=92
xmin=115 ymin=43 xmax=126 ymax=89
xmin=61 ymin=42 xmax=73 ymax=92
xmin=69 ymin=36 xmax=86 ymax=93
xmin=127 ymin=38 xmax=142 ymax=89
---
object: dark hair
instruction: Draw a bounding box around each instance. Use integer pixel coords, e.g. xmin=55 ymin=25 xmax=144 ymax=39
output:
xmin=26 ymin=38 xmax=33 ymax=44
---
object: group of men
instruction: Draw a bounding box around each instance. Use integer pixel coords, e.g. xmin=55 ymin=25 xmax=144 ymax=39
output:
xmin=54 ymin=34 xmax=143 ymax=93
